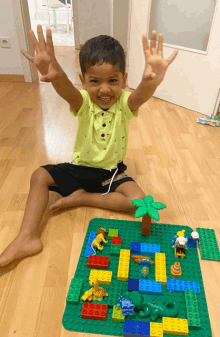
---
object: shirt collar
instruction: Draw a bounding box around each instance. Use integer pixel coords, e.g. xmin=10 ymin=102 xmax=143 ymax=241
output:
xmin=92 ymin=102 xmax=116 ymax=115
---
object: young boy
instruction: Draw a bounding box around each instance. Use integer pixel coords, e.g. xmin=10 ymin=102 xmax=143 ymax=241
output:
xmin=0 ymin=25 xmax=178 ymax=267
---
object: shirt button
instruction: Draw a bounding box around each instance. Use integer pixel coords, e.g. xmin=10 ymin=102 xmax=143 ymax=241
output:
xmin=102 ymin=113 xmax=104 ymax=116
xmin=102 ymin=123 xmax=106 ymax=127
xmin=101 ymin=134 xmax=105 ymax=137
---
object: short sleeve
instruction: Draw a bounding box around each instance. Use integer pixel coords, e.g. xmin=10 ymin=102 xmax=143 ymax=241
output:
xmin=70 ymin=89 xmax=89 ymax=117
xmin=121 ymin=91 xmax=139 ymax=120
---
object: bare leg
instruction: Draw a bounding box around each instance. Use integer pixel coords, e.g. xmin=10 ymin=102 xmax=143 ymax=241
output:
xmin=49 ymin=189 xmax=136 ymax=213
xmin=0 ymin=168 xmax=56 ymax=267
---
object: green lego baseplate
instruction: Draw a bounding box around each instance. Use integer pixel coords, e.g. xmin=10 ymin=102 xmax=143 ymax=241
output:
xmin=62 ymin=218 xmax=212 ymax=337
xmin=196 ymin=227 xmax=220 ymax=261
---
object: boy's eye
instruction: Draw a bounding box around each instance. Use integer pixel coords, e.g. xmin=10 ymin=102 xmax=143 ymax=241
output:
xmin=90 ymin=79 xmax=117 ymax=83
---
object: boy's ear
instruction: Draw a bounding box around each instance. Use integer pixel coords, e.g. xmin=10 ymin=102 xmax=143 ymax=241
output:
xmin=79 ymin=74 xmax=86 ymax=89
xmin=122 ymin=72 xmax=128 ymax=89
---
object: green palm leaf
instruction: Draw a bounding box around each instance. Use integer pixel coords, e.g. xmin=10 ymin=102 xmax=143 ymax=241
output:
xmin=152 ymin=202 xmax=166 ymax=210
xmin=148 ymin=206 xmax=160 ymax=221
xmin=144 ymin=195 xmax=154 ymax=205
xmin=131 ymin=199 xmax=145 ymax=207
xmin=134 ymin=205 xmax=148 ymax=218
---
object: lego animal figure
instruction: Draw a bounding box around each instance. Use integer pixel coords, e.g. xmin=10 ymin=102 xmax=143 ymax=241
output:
xmin=131 ymin=255 xmax=155 ymax=265
xmin=127 ymin=290 xmax=179 ymax=321
xmin=91 ymin=228 xmax=108 ymax=254
xmin=81 ymin=279 xmax=108 ymax=301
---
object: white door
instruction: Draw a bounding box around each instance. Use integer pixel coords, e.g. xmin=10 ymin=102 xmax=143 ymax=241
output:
xmin=127 ymin=0 xmax=220 ymax=117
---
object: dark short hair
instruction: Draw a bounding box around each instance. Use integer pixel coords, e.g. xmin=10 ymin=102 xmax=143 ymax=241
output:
xmin=79 ymin=35 xmax=126 ymax=77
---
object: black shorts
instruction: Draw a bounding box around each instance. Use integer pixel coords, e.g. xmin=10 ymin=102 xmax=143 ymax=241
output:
xmin=41 ymin=161 xmax=135 ymax=197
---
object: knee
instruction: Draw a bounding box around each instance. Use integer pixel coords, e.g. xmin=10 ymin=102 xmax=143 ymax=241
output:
xmin=127 ymin=192 xmax=146 ymax=212
xmin=30 ymin=167 xmax=49 ymax=185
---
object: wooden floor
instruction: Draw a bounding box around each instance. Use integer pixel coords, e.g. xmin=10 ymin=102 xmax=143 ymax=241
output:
xmin=0 ymin=46 xmax=220 ymax=337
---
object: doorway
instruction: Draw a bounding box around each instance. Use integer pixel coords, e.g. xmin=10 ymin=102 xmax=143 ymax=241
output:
xmin=28 ymin=0 xmax=75 ymax=46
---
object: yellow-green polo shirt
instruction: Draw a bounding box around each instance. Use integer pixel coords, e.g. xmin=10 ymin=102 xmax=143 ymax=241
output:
xmin=70 ymin=89 xmax=138 ymax=170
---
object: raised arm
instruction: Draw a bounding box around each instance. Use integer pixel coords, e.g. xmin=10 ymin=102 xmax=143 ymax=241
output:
xmin=21 ymin=25 xmax=82 ymax=113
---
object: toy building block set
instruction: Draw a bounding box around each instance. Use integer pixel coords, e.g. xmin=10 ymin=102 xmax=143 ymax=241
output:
xmin=62 ymin=195 xmax=219 ymax=337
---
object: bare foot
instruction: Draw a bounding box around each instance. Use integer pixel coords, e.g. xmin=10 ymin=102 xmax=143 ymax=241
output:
xmin=0 ymin=235 xmax=43 ymax=267
xmin=49 ymin=188 xmax=86 ymax=212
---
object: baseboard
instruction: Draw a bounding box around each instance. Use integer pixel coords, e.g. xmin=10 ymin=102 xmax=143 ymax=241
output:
xmin=0 ymin=74 xmax=25 ymax=82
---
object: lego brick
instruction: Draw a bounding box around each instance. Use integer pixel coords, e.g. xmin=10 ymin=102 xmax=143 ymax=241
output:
xmin=81 ymin=302 xmax=107 ymax=320
xmin=139 ymin=279 xmax=162 ymax=295
xmin=112 ymin=305 xmax=125 ymax=322
xmin=196 ymin=228 xmax=220 ymax=261
xmin=63 ymin=219 xmax=212 ymax=337
xmin=130 ymin=242 xmax=141 ymax=254
xmin=107 ymin=281 xmax=122 ymax=306
xmin=87 ymin=255 xmax=109 ymax=269
xmin=112 ymin=236 xmax=122 ymax=245
xmin=127 ymin=278 xmax=139 ymax=291
xmin=84 ymin=232 xmax=96 ymax=257
xmin=140 ymin=243 xmax=160 ymax=256
xmin=150 ymin=322 xmax=163 ymax=337
xmin=155 ymin=252 xmax=167 ymax=285
xmin=162 ymin=317 xmax=189 ymax=335
xmin=118 ymin=249 xmax=130 ymax=281
xmin=66 ymin=277 xmax=83 ymax=304
xmin=89 ymin=269 xmax=112 ymax=285
xmin=110 ymin=244 xmax=121 ymax=256
xmin=167 ymin=278 xmax=200 ymax=294
xmin=124 ymin=319 xmax=150 ymax=337
xmin=108 ymin=228 xmax=118 ymax=239
xmin=184 ymin=290 xmax=201 ymax=329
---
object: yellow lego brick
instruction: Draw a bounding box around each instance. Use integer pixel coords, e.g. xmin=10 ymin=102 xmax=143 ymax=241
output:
xmin=119 ymin=249 xmax=130 ymax=257
xmin=89 ymin=269 xmax=112 ymax=285
xmin=155 ymin=253 xmax=167 ymax=285
xmin=150 ymin=322 xmax=163 ymax=337
xmin=162 ymin=317 xmax=189 ymax=335
xmin=112 ymin=305 xmax=125 ymax=322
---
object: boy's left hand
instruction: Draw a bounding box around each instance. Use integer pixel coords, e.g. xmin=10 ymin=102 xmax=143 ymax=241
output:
xmin=142 ymin=30 xmax=178 ymax=86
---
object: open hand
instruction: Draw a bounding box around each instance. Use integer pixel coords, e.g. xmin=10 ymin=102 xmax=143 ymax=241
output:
xmin=20 ymin=25 xmax=63 ymax=82
xmin=142 ymin=30 xmax=178 ymax=86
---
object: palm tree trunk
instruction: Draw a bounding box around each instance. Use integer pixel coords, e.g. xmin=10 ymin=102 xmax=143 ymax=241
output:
xmin=141 ymin=214 xmax=151 ymax=236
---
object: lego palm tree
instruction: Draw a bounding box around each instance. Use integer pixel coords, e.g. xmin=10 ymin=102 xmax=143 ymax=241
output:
xmin=131 ymin=195 xmax=166 ymax=236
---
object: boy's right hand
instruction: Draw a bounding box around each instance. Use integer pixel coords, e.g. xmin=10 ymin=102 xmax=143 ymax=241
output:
xmin=21 ymin=25 xmax=64 ymax=82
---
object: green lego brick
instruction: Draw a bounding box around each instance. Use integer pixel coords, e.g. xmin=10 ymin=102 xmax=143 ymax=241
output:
xmin=62 ymin=218 xmax=212 ymax=337
xmin=108 ymin=228 xmax=118 ymax=239
xmin=110 ymin=244 xmax=121 ymax=256
xmin=196 ymin=228 xmax=220 ymax=261
xmin=112 ymin=305 xmax=125 ymax=322
xmin=107 ymin=281 xmax=122 ymax=306
xmin=184 ymin=290 xmax=201 ymax=329
xmin=66 ymin=277 xmax=83 ymax=304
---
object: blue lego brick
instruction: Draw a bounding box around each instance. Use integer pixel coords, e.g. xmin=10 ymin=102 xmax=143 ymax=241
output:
xmin=84 ymin=232 xmax=96 ymax=257
xmin=167 ymin=278 xmax=200 ymax=294
xmin=139 ymin=279 xmax=162 ymax=295
xmin=127 ymin=278 xmax=140 ymax=291
xmin=131 ymin=242 xmax=141 ymax=254
xmin=140 ymin=243 xmax=160 ymax=256
xmin=124 ymin=319 xmax=150 ymax=337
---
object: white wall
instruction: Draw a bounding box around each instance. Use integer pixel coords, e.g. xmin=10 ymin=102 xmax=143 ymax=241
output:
xmin=0 ymin=0 xmax=24 ymax=75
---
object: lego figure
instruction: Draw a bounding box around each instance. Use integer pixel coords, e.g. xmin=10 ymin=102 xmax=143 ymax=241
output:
xmin=91 ymin=228 xmax=108 ymax=254
xmin=140 ymin=259 xmax=152 ymax=279
xmin=188 ymin=231 xmax=200 ymax=248
xmin=173 ymin=236 xmax=188 ymax=258
xmin=81 ymin=279 xmax=108 ymax=301
xmin=172 ymin=230 xmax=185 ymax=244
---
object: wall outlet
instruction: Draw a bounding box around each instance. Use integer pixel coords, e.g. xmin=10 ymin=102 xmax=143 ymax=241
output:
xmin=0 ymin=37 xmax=11 ymax=49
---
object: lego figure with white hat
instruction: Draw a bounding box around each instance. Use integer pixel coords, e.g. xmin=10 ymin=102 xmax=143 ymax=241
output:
xmin=173 ymin=236 xmax=188 ymax=257
xmin=188 ymin=231 xmax=200 ymax=248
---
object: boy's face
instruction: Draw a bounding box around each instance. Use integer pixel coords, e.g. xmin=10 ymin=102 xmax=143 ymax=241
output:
xmin=79 ymin=62 xmax=128 ymax=110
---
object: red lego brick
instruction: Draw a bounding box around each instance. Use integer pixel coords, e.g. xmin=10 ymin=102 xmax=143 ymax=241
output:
xmin=87 ymin=255 xmax=109 ymax=269
xmin=81 ymin=302 xmax=108 ymax=320
xmin=112 ymin=236 xmax=122 ymax=245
